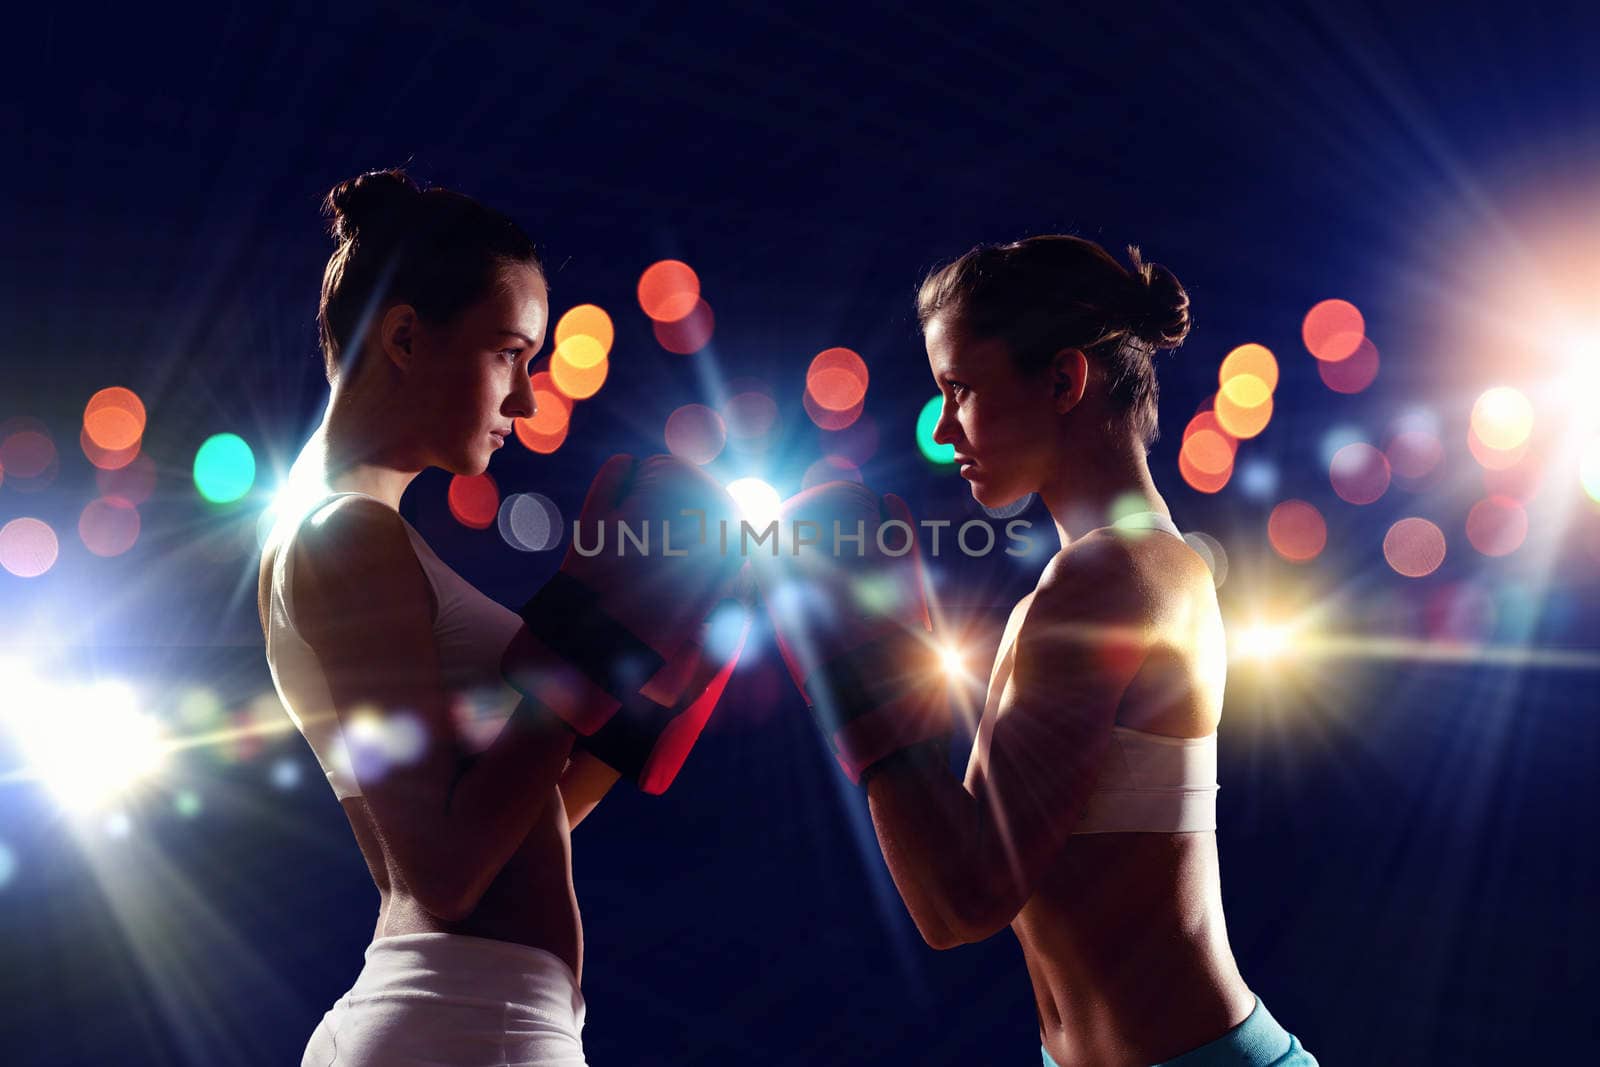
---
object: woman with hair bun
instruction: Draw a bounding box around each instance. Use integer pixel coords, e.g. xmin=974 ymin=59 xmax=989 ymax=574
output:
xmin=776 ymin=236 xmax=1318 ymax=1065
xmin=256 ymin=168 xmax=637 ymax=1066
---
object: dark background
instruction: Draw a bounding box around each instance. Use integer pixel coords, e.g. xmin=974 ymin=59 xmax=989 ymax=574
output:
xmin=2 ymin=2 xmax=1598 ymax=1063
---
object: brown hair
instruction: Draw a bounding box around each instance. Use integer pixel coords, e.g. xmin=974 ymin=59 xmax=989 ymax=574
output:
xmin=317 ymin=168 xmax=544 ymax=384
xmin=916 ymin=235 xmax=1190 ymax=449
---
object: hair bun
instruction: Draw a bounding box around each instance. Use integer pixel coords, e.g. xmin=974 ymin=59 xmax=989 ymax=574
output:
xmin=1124 ymin=247 xmax=1191 ymax=350
xmin=322 ymin=168 xmax=422 ymax=244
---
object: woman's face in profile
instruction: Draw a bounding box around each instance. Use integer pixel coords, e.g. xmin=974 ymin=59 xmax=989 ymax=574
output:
xmin=924 ymin=312 xmax=1057 ymax=509
xmin=412 ymin=263 xmax=547 ymax=476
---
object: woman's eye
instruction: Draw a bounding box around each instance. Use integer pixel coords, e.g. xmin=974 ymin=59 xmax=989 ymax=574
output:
xmin=948 ymin=382 xmax=968 ymax=398
xmin=500 ymin=348 xmax=523 ymax=362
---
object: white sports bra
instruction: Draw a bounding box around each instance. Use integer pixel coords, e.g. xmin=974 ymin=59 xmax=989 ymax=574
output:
xmin=978 ymin=511 xmax=1220 ymax=835
xmin=262 ymin=491 xmax=525 ymax=800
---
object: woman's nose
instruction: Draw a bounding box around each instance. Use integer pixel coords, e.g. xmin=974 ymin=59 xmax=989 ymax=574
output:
xmin=509 ymin=370 xmax=538 ymax=420
xmin=931 ymin=398 xmax=959 ymax=446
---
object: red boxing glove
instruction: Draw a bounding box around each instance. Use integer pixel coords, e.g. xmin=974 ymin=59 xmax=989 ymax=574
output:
xmin=751 ymin=481 xmax=950 ymax=784
xmin=501 ymin=454 xmax=749 ymax=793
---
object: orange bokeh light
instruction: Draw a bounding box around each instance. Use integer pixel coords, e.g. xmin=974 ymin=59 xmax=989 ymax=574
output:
xmin=515 ymin=419 xmax=569 ymax=455
xmin=806 ymin=348 xmax=869 ymax=412
xmin=84 ymin=387 xmax=147 ymax=451
xmin=81 ymin=426 xmax=140 ymax=471
xmin=527 ymin=371 xmax=573 ymax=435
xmin=554 ymin=304 xmax=614 ymax=358
xmin=1219 ymin=344 xmax=1279 ymax=393
xmin=637 ymin=260 xmax=701 ymax=323
xmin=1302 ymin=299 xmax=1365 ymax=362
xmin=1179 ymin=448 xmax=1232 ymax=494
xmin=448 ymin=473 xmax=499 ymax=530
xmin=803 ymin=388 xmax=863 ymax=431
xmin=1267 ymin=500 xmax=1327 ymax=562
xmin=551 ymin=350 xmax=609 ymax=400
xmin=1214 ymin=375 xmax=1273 ymax=439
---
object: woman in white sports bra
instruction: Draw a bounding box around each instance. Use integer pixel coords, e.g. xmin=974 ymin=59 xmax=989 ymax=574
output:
xmin=257 ymin=169 xmax=618 ymax=1066
xmin=856 ymin=236 xmax=1317 ymax=1065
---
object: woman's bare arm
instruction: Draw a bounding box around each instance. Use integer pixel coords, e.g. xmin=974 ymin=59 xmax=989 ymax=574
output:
xmin=294 ymin=497 xmax=574 ymax=921
xmin=558 ymin=750 xmax=621 ymax=829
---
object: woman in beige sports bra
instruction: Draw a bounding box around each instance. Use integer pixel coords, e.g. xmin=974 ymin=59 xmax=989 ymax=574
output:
xmin=795 ymin=236 xmax=1318 ymax=1065
xmin=256 ymin=168 xmax=619 ymax=1066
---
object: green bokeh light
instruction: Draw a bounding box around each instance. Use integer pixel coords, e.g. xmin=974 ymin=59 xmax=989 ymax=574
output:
xmin=193 ymin=433 xmax=256 ymax=504
xmin=916 ymin=395 xmax=955 ymax=464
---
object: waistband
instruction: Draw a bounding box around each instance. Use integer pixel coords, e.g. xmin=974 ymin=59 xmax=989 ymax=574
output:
xmin=1043 ymin=995 xmax=1314 ymax=1067
xmin=348 ymin=932 xmax=584 ymax=1025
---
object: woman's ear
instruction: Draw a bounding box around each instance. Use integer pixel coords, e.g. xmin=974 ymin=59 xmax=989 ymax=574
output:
xmin=1051 ymin=348 xmax=1089 ymax=414
xmin=378 ymin=304 xmax=418 ymax=373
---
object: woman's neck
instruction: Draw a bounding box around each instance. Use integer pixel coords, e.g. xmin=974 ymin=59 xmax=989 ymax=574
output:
xmin=311 ymin=383 xmax=424 ymax=511
xmin=1037 ymin=433 xmax=1170 ymax=550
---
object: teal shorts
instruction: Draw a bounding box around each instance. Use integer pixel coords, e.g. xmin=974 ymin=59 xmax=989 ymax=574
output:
xmin=1042 ymin=996 xmax=1317 ymax=1066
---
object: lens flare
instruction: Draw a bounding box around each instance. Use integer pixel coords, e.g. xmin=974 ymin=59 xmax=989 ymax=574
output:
xmin=726 ymin=477 xmax=782 ymax=528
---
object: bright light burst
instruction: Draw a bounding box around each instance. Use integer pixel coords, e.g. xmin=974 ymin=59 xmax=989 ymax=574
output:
xmin=726 ymin=477 xmax=782 ymax=528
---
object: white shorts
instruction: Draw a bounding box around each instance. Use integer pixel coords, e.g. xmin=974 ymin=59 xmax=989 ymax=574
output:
xmin=301 ymin=932 xmax=588 ymax=1066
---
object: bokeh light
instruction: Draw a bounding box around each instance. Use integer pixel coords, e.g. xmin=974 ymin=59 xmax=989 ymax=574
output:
xmin=81 ymin=425 xmax=140 ymax=472
xmin=498 ymin=492 xmax=563 ymax=552
xmin=1581 ymin=436 xmax=1600 ymax=503
xmin=551 ymin=348 xmax=609 ymax=400
xmin=448 ymin=473 xmax=499 ymax=530
xmin=193 ymin=432 xmax=256 ymax=504
xmin=0 ymin=518 xmax=60 ymax=578
xmin=653 ymin=298 xmax=716 ymax=354
xmin=637 ymin=260 xmax=701 ymax=323
xmin=916 ymin=395 xmax=956 ymax=464
xmin=1384 ymin=517 xmax=1447 ymax=578
xmin=665 ymin=403 xmax=728 ymax=465
xmin=514 ymin=419 xmax=569 ymax=455
xmin=1302 ymin=299 xmax=1365 ymax=362
xmin=1467 ymin=426 xmax=1527 ymax=471
xmin=724 ymin=391 xmax=780 ymax=450
xmin=1388 ymin=429 xmax=1443 ymax=485
xmin=1329 ymin=442 xmax=1391 ymax=505
xmin=1179 ymin=449 xmax=1232 ymax=494
xmin=525 ymin=371 xmax=573 ymax=435
xmin=802 ymin=454 xmax=862 ymax=489
xmin=1267 ymin=500 xmax=1327 ymax=562
xmin=1183 ymin=530 xmax=1229 ymax=587
xmin=0 ymin=419 xmax=59 ymax=489
xmin=1213 ymin=374 xmax=1273 ymax=439
xmin=554 ymin=333 xmax=607 ymax=371
xmin=83 ymin=386 xmax=147 ymax=451
xmin=1219 ymin=343 xmax=1279 ymax=393
xmin=1317 ymin=337 xmax=1379 ymax=393
xmin=803 ymin=389 xmax=863 ymax=431
xmin=78 ymin=497 xmax=141 ymax=557
xmin=554 ymin=304 xmax=615 ymax=359
xmin=95 ymin=451 xmax=156 ymax=504
xmin=1469 ymin=386 xmax=1534 ymax=452
xmin=806 ymin=348 xmax=869 ymax=412
xmin=1237 ymin=457 xmax=1279 ymax=501
xmin=1466 ymin=496 xmax=1528 ymax=557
